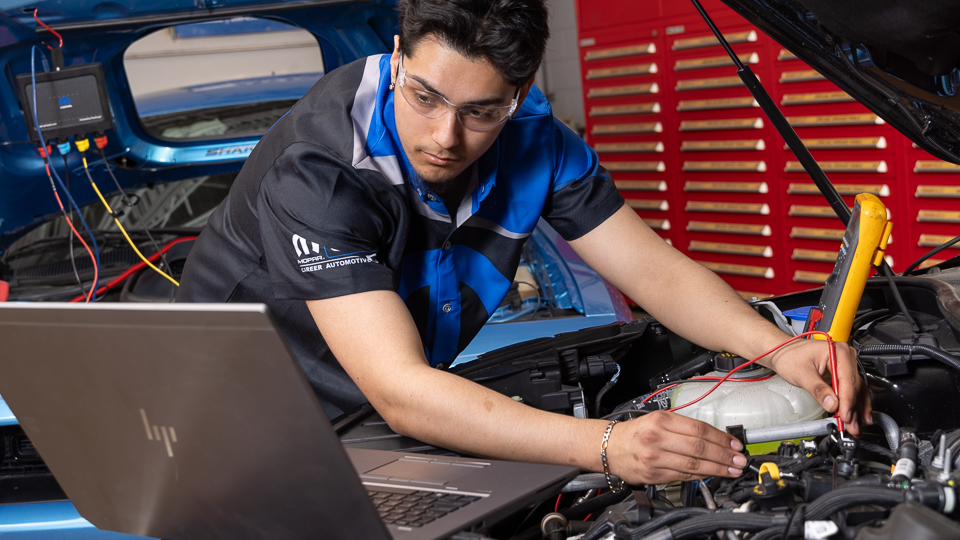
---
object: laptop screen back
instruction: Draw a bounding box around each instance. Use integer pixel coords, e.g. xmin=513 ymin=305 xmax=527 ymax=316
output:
xmin=0 ymin=303 xmax=390 ymax=540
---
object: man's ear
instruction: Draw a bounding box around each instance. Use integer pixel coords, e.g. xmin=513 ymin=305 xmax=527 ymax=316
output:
xmin=513 ymin=77 xmax=537 ymax=116
xmin=390 ymin=35 xmax=401 ymax=88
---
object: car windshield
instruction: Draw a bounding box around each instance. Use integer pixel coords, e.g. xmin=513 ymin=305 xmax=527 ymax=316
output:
xmin=124 ymin=17 xmax=323 ymax=141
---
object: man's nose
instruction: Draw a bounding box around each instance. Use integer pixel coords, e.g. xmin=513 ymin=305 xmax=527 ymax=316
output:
xmin=432 ymin=109 xmax=461 ymax=149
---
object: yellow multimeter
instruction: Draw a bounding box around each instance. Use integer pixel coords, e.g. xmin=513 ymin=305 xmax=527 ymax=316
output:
xmin=805 ymin=193 xmax=893 ymax=343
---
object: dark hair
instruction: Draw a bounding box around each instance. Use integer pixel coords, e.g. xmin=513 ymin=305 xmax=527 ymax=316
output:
xmin=397 ymin=0 xmax=549 ymax=87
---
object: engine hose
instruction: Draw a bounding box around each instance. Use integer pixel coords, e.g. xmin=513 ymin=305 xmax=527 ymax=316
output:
xmin=842 ymin=475 xmax=887 ymax=488
xmin=561 ymin=473 xmax=608 ymax=493
xmin=879 ymin=264 xmax=921 ymax=333
xmin=851 ymin=309 xmax=891 ymax=337
xmin=781 ymin=454 xmax=827 ymax=475
xmin=892 ymin=431 xmax=919 ymax=483
xmin=805 ymin=486 xmax=908 ymax=519
xmin=748 ymin=487 xmax=910 ymax=540
xmin=750 ymin=525 xmax=794 ymax=540
xmin=729 ymin=486 xmax=755 ymax=504
xmin=859 ymin=440 xmax=897 ymax=461
xmin=562 ymin=488 xmax=632 ymax=521
xmin=567 ymin=520 xmax=593 ymax=534
xmin=858 ymin=344 xmax=960 ymax=372
xmin=613 ymin=508 xmax=712 ymax=539
xmin=872 ymin=412 xmax=900 ymax=452
xmin=619 ymin=513 xmax=786 ymax=540
xmin=623 ymin=487 xmax=912 ymax=540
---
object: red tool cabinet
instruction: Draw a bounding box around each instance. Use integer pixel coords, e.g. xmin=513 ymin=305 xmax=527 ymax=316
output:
xmin=575 ymin=0 xmax=960 ymax=297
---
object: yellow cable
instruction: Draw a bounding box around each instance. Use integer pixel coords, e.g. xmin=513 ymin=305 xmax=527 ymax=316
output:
xmin=82 ymin=156 xmax=180 ymax=287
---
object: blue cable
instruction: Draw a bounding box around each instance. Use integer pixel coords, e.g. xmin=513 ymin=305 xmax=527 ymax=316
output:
xmin=610 ymin=363 xmax=621 ymax=384
xmin=31 ymin=45 xmax=101 ymax=300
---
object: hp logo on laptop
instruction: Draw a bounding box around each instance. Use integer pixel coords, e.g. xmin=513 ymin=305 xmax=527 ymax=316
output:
xmin=58 ymin=96 xmax=72 ymax=109
xmin=139 ymin=409 xmax=177 ymax=457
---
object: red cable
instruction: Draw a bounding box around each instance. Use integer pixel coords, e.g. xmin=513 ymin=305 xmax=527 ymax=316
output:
xmin=53 ymin=192 xmax=97 ymax=302
xmin=554 ymin=493 xmax=561 ymax=513
xmin=33 ymin=9 xmax=63 ymax=49
xmin=69 ymin=236 xmax=197 ymax=302
xmin=639 ymin=374 xmax=777 ymax=407
xmin=42 ymin=146 xmax=98 ymax=302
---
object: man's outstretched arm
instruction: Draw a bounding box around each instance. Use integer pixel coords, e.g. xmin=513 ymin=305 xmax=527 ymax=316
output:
xmin=307 ymin=292 xmax=747 ymax=485
xmin=567 ymin=204 xmax=871 ymax=435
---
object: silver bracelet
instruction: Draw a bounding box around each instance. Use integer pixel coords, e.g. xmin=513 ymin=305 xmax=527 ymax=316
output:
xmin=601 ymin=420 xmax=626 ymax=493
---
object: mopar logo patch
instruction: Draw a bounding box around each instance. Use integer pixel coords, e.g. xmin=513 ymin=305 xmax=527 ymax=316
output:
xmin=58 ymin=96 xmax=72 ymax=109
xmin=292 ymin=234 xmax=378 ymax=273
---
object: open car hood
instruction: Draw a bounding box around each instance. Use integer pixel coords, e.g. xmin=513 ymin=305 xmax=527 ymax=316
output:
xmin=720 ymin=0 xmax=960 ymax=166
xmin=0 ymin=0 xmax=397 ymax=249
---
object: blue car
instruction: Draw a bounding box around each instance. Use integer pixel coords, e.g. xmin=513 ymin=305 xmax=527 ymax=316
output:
xmin=0 ymin=2 xmax=629 ymax=537
xmin=9 ymin=1 xmax=960 ymax=539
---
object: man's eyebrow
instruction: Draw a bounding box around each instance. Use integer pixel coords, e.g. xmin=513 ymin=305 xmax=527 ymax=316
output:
xmin=410 ymin=74 xmax=512 ymax=107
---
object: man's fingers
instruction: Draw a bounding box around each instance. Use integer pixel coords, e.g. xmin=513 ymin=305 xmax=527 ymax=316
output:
xmin=833 ymin=343 xmax=860 ymax=423
xmin=656 ymin=431 xmax=747 ymax=470
xmin=630 ymin=413 xmax=746 ymax=478
xmin=792 ymin=366 xmax=839 ymax=413
xmin=651 ymin=410 xmax=744 ymax=451
xmin=653 ymin=450 xmax=744 ymax=481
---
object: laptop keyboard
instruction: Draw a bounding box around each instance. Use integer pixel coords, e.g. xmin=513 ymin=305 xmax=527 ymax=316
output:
xmin=368 ymin=486 xmax=481 ymax=528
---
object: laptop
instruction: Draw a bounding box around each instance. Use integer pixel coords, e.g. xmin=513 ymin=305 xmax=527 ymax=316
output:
xmin=0 ymin=303 xmax=578 ymax=540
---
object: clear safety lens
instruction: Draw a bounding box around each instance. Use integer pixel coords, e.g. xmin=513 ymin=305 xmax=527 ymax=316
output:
xmin=397 ymin=59 xmax=517 ymax=131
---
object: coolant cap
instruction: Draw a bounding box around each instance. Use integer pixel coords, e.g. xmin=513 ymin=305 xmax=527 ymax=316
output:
xmin=713 ymin=352 xmax=761 ymax=373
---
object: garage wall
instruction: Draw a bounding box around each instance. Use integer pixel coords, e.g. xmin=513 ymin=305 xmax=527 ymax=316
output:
xmin=536 ymin=0 xmax=586 ymax=134
xmin=124 ymin=26 xmax=323 ymax=99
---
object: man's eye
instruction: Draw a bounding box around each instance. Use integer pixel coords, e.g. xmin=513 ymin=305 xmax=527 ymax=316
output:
xmin=465 ymin=107 xmax=497 ymax=120
xmin=414 ymin=92 xmax=437 ymax=106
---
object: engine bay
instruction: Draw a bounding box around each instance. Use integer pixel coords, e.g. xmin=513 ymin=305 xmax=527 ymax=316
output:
xmin=3 ymin=253 xmax=960 ymax=540
xmin=411 ymin=264 xmax=960 ymax=540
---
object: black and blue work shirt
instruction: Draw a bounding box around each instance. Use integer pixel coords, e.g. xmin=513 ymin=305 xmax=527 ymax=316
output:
xmin=177 ymin=55 xmax=624 ymax=420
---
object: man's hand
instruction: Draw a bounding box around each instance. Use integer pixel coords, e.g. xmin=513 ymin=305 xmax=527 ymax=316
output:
xmin=762 ymin=339 xmax=872 ymax=436
xmin=607 ymin=411 xmax=747 ymax=485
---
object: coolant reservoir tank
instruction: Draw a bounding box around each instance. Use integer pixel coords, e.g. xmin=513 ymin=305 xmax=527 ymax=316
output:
xmin=668 ymin=368 xmax=825 ymax=430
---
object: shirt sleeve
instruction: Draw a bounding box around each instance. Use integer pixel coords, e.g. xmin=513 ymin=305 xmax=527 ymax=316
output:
xmin=541 ymin=118 xmax=625 ymax=241
xmin=257 ymin=143 xmax=400 ymax=300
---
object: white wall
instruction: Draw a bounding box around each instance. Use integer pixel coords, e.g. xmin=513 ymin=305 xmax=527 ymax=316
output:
xmin=124 ymin=27 xmax=323 ymax=98
xmin=537 ymin=0 xmax=585 ymax=134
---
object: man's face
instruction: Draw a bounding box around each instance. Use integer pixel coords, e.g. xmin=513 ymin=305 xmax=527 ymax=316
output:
xmin=390 ymin=35 xmax=530 ymax=186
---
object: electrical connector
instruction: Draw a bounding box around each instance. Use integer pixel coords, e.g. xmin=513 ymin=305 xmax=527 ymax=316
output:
xmin=56 ymin=140 xmax=70 ymax=155
xmin=37 ymin=144 xmax=52 ymax=158
xmin=75 ymin=137 xmax=90 ymax=153
xmin=94 ymin=133 xmax=108 ymax=149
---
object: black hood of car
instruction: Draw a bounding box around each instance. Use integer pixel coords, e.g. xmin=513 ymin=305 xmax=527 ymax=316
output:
xmin=720 ymin=0 xmax=960 ymax=165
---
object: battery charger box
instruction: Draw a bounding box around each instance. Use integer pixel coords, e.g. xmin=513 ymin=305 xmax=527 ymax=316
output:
xmin=16 ymin=63 xmax=113 ymax=142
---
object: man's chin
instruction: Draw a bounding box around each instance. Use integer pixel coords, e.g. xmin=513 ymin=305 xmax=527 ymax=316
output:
xmin=411 ymin=163 xmax=463 ymax=185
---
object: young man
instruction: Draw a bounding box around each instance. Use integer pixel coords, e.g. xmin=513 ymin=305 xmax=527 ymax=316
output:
xmin=178 ymin=0 xmax=870 ymax=485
